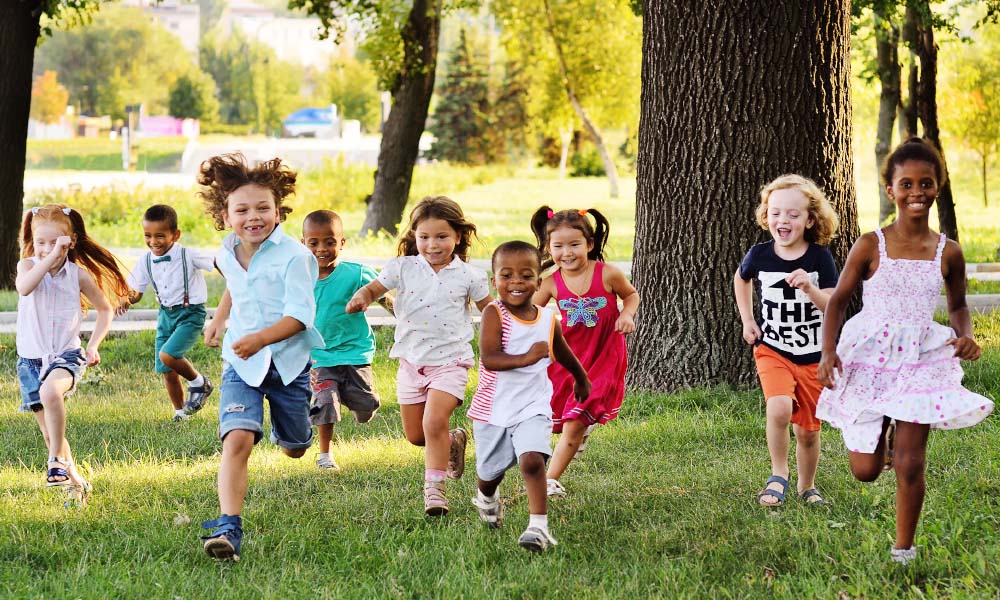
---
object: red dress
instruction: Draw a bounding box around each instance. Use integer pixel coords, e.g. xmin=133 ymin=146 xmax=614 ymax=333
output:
xmin=549 ymin=261 xmax=627 ymax=432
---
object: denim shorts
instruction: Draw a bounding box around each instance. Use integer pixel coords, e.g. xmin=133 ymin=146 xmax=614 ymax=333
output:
xmin=218 ymin=361 xmax=314 ymax=450
xmin=16 ymin=349 xmax=87 ymax=413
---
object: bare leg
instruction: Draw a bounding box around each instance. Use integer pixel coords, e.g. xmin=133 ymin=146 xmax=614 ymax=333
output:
xmin=423 ymin=390 xmax=459 ymax=472
xmin=33 ymin=408 xmax=84 ymax=486
xmin=218 ymin=430 xmax=255 ymax=516
xmin=400 ymin=403 xmax=427 ymax=447
xmin=893 ymin=421 xmax=929 ymax=550
xmin=794 ymin=425 xmax=821 ymax=496
xmin=164 ymin=371 xmax=184 ymax=411
xmin=520 ymin=452 xmax=548 ymax=515
xmin=546 ymin=419 xmax=587 ymax=481
xmin=159 ymin=352 xmax=198 ymax=381
xmin=317 ymin=423 xmax=334 ymax=454
xmin=758 ymin=395 xmax=793 ymax=504
xmin=848 ymin=417 xmax=892 ymax=483
xmin=478 ymin=474 xmax=504 ymax=498
xmin=39 ymin=370 xmax=74 ymax=461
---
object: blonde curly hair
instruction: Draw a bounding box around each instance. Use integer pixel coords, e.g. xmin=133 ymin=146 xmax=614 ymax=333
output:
xmin=755 ymin=174 xmax=839 ymax=246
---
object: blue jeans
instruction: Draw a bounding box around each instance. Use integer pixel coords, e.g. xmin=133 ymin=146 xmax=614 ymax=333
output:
xmin=16 ymin=349 xmax=87 ymax=413
xmin=218 ymin=361 xmax=313 ymax=450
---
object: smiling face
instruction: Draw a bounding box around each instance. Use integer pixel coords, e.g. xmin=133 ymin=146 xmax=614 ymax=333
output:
xmin=766 ymin=188 xmax=813 ymax=253
xmin=302 ymin=219 xmax=345 ymax=271
xmin=223 ymin=184 xmax=279 ymax=248
xmin=414 ymin=217 xmax=460 ymax=271
xmin=887 ymin=159 xmax=939 ymax=217
xmin=493 ymin=250 xmax=541 ymax=310
xmin=548 ymin=225 xmax=593 ymax=274
xmin=142 ymin=219 xmax=181 ymax=257
xmin=31 ymin=220 xmax=73 ymax=263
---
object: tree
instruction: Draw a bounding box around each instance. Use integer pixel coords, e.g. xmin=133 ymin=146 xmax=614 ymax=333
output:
xmin=30 ymin=70 xmax=69 ymax=124
xmin=428 ymin=28 xmax=492 ymax=164
xmin=168 ymin=71 xmax=220 ymax=121
xmin=630 ymin=1 xmax=860 ymax=391
xmin=322 ymin=54 xmax=381 ymax=133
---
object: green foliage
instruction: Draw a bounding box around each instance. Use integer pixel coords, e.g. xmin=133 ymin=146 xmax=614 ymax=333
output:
xmin=29 ymin=70 xmax=69 ymax=124
xmin=429 ymin=29 xmax=493 ymax=164
xmin=321 ymin=55 xmax=381 ymax=132
xmin=168 ymin=72 xmax=220 ymax=122
xmin=569 ymin=147 xmax=605 ymax=177
xmin=34 ymin=6 xmax=195 ymax=120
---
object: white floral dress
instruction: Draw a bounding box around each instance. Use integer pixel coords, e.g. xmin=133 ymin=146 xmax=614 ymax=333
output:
xmin=816 ymin=228 xmax=993 ymax=453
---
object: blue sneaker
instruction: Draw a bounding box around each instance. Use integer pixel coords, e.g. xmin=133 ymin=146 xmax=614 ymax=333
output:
xmin=201 ymin=514 xmax=243 ymax=561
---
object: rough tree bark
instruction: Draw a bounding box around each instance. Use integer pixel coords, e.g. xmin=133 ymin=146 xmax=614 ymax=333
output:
xmin=0 ymin=2 xmax=43 ymax=289
xmin=907 ymin=2 xmax=959 ymax=242
xmin=541 ymin=0 xmax=621 ymax=198
xmin=874 ymin=8 xmax=900 ymax=224
xmin=630 ymin=0 xmax=859 ymax=391
xmin=361 ymin=0 xmax=441 ymax=236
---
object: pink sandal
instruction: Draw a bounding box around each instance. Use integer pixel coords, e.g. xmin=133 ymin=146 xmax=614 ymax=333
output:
xmin=424 ymin=481 xmax=449 ymax=517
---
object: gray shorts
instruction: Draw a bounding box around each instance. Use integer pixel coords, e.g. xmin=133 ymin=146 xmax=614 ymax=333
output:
xmin=473 ymin=415 xmax=553 ymax=481
xmin=309 ymin=365 xmax=380 ymax=426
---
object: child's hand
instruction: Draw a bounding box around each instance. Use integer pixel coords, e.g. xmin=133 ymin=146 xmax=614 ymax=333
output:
xmin=345 ymin=289 xmax=370 ymax=314
xmin=573 ymin=376 xmax=592 ymax=403
xmin=742 ymin=321 xmax=762 ymax=345
xmin=231 ymin=333 xmax=265 ymax=359
xmin=85 ymin=346 xmax=101 ymax=366
xmin=523 ymin=341 xmax=550 ymax=366
xmin=46 ymin=236 xmax=72 ymax=263
xmin=785 ymin=269 xmax=813 ymax=293
xmin=203 ymin=319 xmax=225 ymax=347
xmin=615 ymin=312 xmax=636 ymax=334
xmin=947 ymin=335 xmax=982 ymax=361
xmin=115 ymin=299 xmax=131 ymax=316
xmin=817 ymin=352 xmax=842 ymax=389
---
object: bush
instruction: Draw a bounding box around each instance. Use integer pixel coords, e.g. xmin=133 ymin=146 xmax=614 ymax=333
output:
xmin=569 ymin=148 xmax=606 ymax=177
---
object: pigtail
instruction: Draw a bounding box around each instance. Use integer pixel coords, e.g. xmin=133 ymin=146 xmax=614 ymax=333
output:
xmin=65 ymin=208 xmax=131 ymax=306
xmin=20 ymin=209 xmax=35 ymax=258
xmin=585 ymin=208 xmax=610 ymax=262
xmin=530 ymin=205 xmax=555 ymax=270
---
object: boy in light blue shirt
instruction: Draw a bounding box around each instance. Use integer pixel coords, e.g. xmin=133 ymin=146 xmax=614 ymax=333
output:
xmin=198 ymin=153 xmax=323 ymax=562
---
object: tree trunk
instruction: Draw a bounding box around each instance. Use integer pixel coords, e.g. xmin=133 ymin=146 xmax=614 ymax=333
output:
xmin=982 ymin=152 xmax=988 ymax=208
xmin=558 ymin=126 xmax=572 ymax=179
xmin=900 ymin=13 xmax=919 ymax=139
xmin=0 ymin=4 xmax=41 ymax=289
xmin=541 ymin=0 xmax=620 ymax=198
xmin=908 ymin=3 xmax=958 ymax=242
xmin=631 ymin=0 xmax=859 ymax=391
xmin=361 ymin=0 xmax=441 ymax=236
xmin=874 ymin=9 xmax=900 ymax=224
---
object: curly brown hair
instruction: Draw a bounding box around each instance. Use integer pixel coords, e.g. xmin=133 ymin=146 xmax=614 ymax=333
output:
xmin=197 ymin=153 xmax=297 ymax=231
xmin=397 ymin=196 xmax=478 ymax=262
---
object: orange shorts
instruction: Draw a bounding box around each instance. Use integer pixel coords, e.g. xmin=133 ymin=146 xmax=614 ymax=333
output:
xmin=753 ymin=344 xmax=822 ymax=432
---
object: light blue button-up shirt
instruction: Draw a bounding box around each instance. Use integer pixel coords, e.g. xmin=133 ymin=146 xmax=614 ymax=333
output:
xmin=217 ymin=224 xmax=323 ymax=386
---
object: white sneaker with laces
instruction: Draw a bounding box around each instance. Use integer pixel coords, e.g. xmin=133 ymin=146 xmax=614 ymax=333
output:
xmin=518 ymin=526 xmax=558 ymax=552
xmin=546 ymin=478 xmax=567 ymax=498
xmin=471 ymin=494 xmax=503 ymax=528
xmin=890 ymin=546 xmax=917 ymax=565
xmin=316 ymin=454 xmax=340 ymax=470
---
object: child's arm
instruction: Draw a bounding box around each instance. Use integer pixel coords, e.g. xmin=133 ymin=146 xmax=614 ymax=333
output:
xmin=79 ymin=269 xmax=114 ymax=366
xmin=346 ymin=280 xmax=390 ymax=314
xmin=474 ymin=294 xmax=493 ymax=312
xmin=478 ymin=304 xmax=549 ymax=371
xmin=551 ymin=319 xmax=591 ymax=402
xmin=115 ymin=290 xmax=143 ymax=315
xmin=15 ymin=236 xmax=71 ymax=295
xmin=733 ymin=271 xmax=761 ymax=344
xmin=204 ymin=288 xmax=231 ymax=347
xmin=531 ymin=276 xmax=555 ymax=307
xmin=785 ymin=269 xmax=833 ymax=312
xmin=231 ymin=253 xmax=317 ymax=359
xmin=942 ymin=240 xmax=982 ymax=361
xmin=817 ymin=234 xmax=877 ymax=388
xmin=604 ymin=264 xmax=639 ymax=334
xmin=230 ymin=316 xmax=305 ymax=360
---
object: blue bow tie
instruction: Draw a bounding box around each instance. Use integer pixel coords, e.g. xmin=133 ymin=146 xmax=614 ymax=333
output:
xmin=152 ymin=255 xmax=171 ymax=263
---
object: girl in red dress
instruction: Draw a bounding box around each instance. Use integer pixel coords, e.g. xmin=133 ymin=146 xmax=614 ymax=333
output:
xmin=530 ymin=207 xmax=640 ymax=496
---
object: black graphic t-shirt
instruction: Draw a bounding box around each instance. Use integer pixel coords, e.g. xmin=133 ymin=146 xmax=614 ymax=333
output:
xmin=738 ymin=241 xmax=839 ymax=365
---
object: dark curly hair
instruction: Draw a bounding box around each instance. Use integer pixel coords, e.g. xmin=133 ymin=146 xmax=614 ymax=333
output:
xmin=529 ymin=206 xmax=610 ymax=270
xmin=397 ymin=196 xmax=478 ymax=262
xmin=197 ymin=153 xmax=297 ymax=231
xmin=881 ymin=137 xmax=948 ymax=188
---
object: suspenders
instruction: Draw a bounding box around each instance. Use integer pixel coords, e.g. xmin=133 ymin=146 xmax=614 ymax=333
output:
xmin=146 ymin=248 xmax=189 ymax=307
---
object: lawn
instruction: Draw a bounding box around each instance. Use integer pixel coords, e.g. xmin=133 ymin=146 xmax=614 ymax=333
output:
xmin=1 ymin=314 xmax=998 ymax=598
xmin=25 ymin=137 xmax=190 ymax=172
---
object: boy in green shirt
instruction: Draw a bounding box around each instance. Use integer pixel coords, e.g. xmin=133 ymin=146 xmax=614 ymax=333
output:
xmin=302 ymin=210 xmax=388 ymax=470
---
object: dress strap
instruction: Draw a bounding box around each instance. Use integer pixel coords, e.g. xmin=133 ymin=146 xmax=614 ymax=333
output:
xmin=873 ymin=228 xmax=888 ymax=259
xmin=934 ymin=233 xmax=947 ymax=263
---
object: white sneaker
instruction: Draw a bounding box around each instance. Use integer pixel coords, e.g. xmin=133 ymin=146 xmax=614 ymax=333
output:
xmin=518 ymin=526 xmax=558 ymax=552
xmin=471 ymin=495 xmax=503 ymax=528
xmin=316 ymin=454 xmax=340 ymax=470
xmin=890 ymin=546 xmax=917 ymax=565
xmin=172 ymin=411 xmax=191 ymax=422
xmin=546 ymin=478 xmax=567 ymax=498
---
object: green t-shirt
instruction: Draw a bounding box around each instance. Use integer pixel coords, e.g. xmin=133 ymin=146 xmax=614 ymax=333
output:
xmin=311 ymin=261 xmax=377 ymax=367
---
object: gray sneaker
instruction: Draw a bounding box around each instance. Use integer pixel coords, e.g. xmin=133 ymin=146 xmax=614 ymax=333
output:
xmin=184 ymin=377 xmax=213 ymax=415
xmin=518 ymin=526 xmax=558 ymax=552
xmin=471 ymin=494 xmax=503 ymax=528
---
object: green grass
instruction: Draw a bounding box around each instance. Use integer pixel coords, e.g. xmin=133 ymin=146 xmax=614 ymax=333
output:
xmin=25 ymin=137 xmax=190 ymax=172
xmin=1 ymin=315 xmax=998 ymax=598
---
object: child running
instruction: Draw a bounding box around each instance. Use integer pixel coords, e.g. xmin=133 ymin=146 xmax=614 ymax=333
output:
xmin=15 ymin=204 xmax=130 ymax=506
xmin=529 ymin=207 xmax=639 ymax=497
xmin=198 ymin=154 xmax=324 ymax=561
xmin=347 ymin=196 xmax=492 ymax=516
xmin=468 ymin=241 xmax=590 ymax=552
xmin=817 ymin=138 xmax=994 ymax=564
xmin=117 ymin=204 xmax=216 ymax=422
xmin=733 ymin=174 xmax=840 ymax=507
xmin=302 ymin=209 xmax=387 ymax=471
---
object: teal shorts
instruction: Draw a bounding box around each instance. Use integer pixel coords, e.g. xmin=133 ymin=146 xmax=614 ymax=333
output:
xmin=155 ymin=303 xmax=206 ymax=373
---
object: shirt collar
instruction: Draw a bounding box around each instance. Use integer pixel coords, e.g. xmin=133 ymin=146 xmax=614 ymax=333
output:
xmin=417 ymin=254 xmax=461 ymax=272
xmin=223 ymin=223 xmax=286 ymax=253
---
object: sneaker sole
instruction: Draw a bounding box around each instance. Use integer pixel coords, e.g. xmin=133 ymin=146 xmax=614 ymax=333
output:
xmin=424 ymin=506 xmax=449 ymax=517
xmin=204 ymin=538 xmax=240 ymax=561
xmin=518 ymin=538 xmax=546 ymax=552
